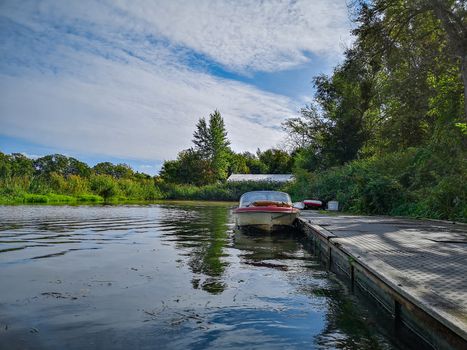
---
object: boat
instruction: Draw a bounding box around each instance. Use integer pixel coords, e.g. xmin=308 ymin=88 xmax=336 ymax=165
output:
xmin=233 ymin=191 xmax=300 ymax=232
xmin=303 ymin=199 xmax=323 ymax=209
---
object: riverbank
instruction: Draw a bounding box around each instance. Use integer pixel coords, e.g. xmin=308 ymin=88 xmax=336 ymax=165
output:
xmin=0 ymin=181 xmax=284 ymax=205
xmin=297 ymin=211 xmax=467 ymax=350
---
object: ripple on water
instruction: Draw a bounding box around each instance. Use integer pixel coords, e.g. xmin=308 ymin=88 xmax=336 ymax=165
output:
xmin=0 ymin=204 xmax=407 ymax=349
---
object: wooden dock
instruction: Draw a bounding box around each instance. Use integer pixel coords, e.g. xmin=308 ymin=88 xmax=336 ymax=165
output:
xmin=297 ymin=211 xmax=467 ymax=350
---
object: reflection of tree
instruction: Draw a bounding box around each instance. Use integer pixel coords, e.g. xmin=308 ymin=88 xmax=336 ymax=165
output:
xmin=158 ymin=204 xmax=230 ymax=294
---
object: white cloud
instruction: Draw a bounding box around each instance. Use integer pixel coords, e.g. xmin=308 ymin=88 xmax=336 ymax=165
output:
xmin=1 ymin=0 xmax=351 ymax=73
xmin=115 ymin=0 xmax=352 ymax=72
xmin=0 ymin=0 xmax=351 ymax=162
xmin=0 ymin=50 xmax=296 ymax=160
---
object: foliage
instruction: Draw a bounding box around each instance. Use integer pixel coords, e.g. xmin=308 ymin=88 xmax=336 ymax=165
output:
xmin=240 ymin=152 xmax=268 ymax=174
xmin=89 ymin=175 xmax=120 ymax=201
xmin=257 ymin=149 xmax=293 ymax=174
xmin=160 ymin=149 xmax=214 ymax=186
xmin=193 ymin=110 xmax=231 ymax=181
xmin=162 ymin=181 xmax=285 ymax=201
xmin=93 ymin=162 xmax=134 ymax=179
xmin=287 ymin=144 xmax=466 ymax=222
xmin=162 ymin=110 xmax=287 ymax=186
xmin=280 ymin=0 xmax=467 ymax=222
xmin=0 ymin=152 xmax=163 ymax=204
xmin=34 ymin=154 xmax=91 ymax=177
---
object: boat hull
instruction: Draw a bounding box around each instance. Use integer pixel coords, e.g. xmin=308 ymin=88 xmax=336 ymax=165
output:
xmin=234 ymin=207 xmax=299 ymax=232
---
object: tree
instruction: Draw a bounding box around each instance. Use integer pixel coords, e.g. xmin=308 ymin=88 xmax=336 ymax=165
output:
xmin=286 ymin=0 xmax=466 ymax=173
xmin=93 ymin=162 xmax=134 ymax=179
xmin=395 ymin=0 xmax=467 ymax=122
xmin=192 ymin=110 xmax=231 ymax=181
xmin=159 ymin=149 xmax=214 ymax=186
xmin=353 ymin=0 xmax=467 ymax=123
xmin=282 ymin=104 xmax=327 ymax=151
xmin=241 ymin=152 xmax=268 ymax=174
xmin=90 ymin=175 xmax=119 ymax=201
xmin=227 ymin=152 xmax=250 ymax=174
xmin=284 ymin=51 xmax=376 ymax=168
xmin=34 ymin=154 xmax=91 ymax=178
xmin=257 ymin=149 xmax=293 ymax=174
xmin=0 ymin=153 xmax=35 ymax=178
xmin=192 ymin=118 xmax=210 ymax=158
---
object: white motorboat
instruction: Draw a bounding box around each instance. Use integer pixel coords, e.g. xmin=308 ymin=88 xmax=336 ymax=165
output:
xmin=233 ymin=191 xmax=299 ymax=232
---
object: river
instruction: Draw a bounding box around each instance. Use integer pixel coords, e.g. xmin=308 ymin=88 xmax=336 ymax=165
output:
xmin=0 ymin=203 xmax=407 ymax=349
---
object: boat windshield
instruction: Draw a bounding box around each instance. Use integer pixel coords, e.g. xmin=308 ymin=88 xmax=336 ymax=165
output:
xmin=239 ymin=191 xmax=291 ymax=207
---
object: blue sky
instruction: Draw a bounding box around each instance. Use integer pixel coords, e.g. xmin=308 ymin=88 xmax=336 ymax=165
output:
xmin=0 ymin=0 xmax=352 ymax=175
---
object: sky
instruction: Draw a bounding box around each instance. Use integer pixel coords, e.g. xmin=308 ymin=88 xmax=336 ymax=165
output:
xmin=0 ymin=0 xmax=353 ymax=175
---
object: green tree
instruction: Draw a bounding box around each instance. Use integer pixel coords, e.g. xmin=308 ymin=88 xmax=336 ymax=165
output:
xmin=34 ymin=154 xmax=91 ymax=178
xmin=159 ymin=149 xmax=214 ymax=186
xmin=242 ymin=152 xmax=268 ymax=174
xmin=4 ymin=153 xmax=34 ymax=178
xmin=227 ymin=151 xmax=250 ymax=174
xmin=357 ymin=0 xmax=467 ymax=122
xmin=93 ymin=162 xmax=134 ymax=179
xmin=257 ymin=149 xmax=293 ymax=174
xmin=193 ymin=110 xmax=231 ymax=181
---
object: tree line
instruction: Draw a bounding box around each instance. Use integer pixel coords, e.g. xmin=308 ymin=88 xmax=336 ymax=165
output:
xmin=0 ymin=113 xmax=292 ymax=203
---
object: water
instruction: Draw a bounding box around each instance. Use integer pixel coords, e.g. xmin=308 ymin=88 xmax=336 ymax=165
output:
xmin=0 ymin=203 xmax=402 ymax=349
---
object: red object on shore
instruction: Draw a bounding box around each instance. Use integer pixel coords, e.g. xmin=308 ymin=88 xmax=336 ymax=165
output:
xmin=303 ymin=199 xmax=323 ymax=209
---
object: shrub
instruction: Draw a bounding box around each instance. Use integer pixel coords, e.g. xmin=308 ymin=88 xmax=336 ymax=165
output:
xmin=90 ymin=175 xmax=119 ymax=201
xmin=65 ymin=175 xmax=89 ymax=195
xmin=289 ymin=146 xmax=466 ymax=222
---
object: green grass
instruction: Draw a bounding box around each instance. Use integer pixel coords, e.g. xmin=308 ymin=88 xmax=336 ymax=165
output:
xmin=22 ymin=194 xmax=49 ymax=203
xmin=77 ymin=194 xmax=104 ymax=202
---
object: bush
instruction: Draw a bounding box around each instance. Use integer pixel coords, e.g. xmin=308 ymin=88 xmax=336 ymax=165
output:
xmin=65 ymin=175 xmax=89 ymax=195
xmin=90 ymin=175 xmax=119 ymax=201
xmin=290 ymin=146 xmax=467 ymax=222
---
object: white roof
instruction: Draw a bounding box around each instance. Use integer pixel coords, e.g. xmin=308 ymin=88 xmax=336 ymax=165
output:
xmin=227 ymin=174 xmax=294 ymax=183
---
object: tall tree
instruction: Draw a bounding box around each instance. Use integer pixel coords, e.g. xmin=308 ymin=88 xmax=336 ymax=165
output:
xmin=192 ymin=118 xmax=210 ymax=158
xmin=257 ymin=149 xmax=293 ymax=174
xmin=192 ymin=110 xmax=231 ymax=181
xmin=354 ymin=0 xmax=467 ymax=123
xmin=416 ymin=0 xmax=467 ymax=122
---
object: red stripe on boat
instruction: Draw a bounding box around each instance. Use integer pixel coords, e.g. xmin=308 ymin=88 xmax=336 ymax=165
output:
xmin=234 ymin=206 xmax=299 ymax=213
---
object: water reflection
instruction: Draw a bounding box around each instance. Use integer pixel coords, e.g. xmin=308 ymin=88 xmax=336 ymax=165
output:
xmin=158 ymin=204 xmax=230 ymax=294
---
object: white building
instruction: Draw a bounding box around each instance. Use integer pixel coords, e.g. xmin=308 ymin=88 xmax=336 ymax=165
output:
xmin=227 ymin=174 xmax=294 ymax=183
